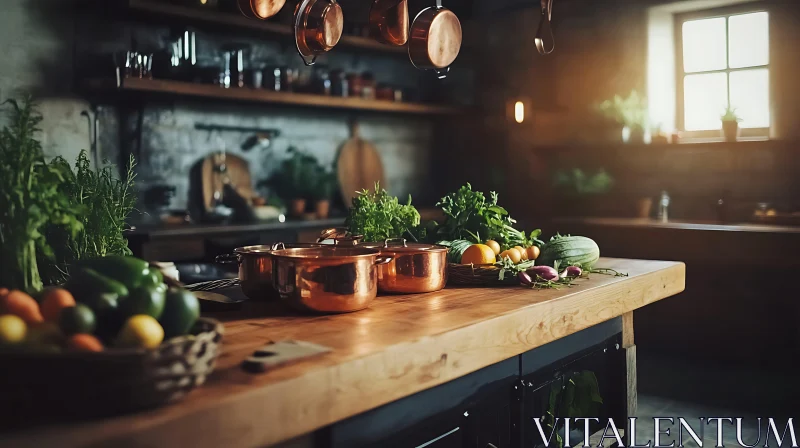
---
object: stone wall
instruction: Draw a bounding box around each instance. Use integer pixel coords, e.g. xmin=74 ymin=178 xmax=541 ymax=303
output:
xmin=1 ymin=0 xmax=457 ymax=216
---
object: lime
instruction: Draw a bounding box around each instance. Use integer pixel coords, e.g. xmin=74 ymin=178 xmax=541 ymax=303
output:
xmin=116 ymin=315 xmax=164 ymax=349
xmin=0 ymin=315 xmax=27 ymax=345
xmin=119 ymin=286 xmax=166 ymax=320
xmin=59 ymin=304 xmax=96 ymax=335
xmin=159 ymin=287 xmax=200 ymax=339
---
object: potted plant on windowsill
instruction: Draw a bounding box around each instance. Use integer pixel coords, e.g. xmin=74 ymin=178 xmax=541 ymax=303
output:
xmin=721 ymin=106 xmax=742 ymax=142
xmin=595 ymin=90 xmax=648 ymax=144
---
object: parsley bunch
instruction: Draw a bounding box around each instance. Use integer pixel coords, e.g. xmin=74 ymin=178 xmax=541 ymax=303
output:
xmin=345 ymin=183 xmax=421 ymax=242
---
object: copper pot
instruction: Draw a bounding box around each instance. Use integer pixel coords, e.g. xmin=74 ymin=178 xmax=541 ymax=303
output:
xmin=271 ymin=246 xmax=393 ymax=313
xmin=360 ymin=238 xmax=448 ymax=293
xmin=369 ymin=0 xmax=409 ymax=46
xmin=408 ymin=0 xmax=462 ymax=78
xmin=237 ymin=0 xmax=286 ymax=19
xmin=294 ymin=0 xmax=343 ymax=66
xmin=216 ymin=243 xmax=323 ymax=301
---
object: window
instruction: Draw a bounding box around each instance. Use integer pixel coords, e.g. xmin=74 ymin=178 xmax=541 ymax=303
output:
xmin=676 ymin=7 xmax=769 ymax=138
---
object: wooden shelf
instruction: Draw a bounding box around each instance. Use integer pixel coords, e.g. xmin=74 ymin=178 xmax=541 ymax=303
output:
xmin=127 ymin=0 xmax=408 ymax=55
xmin=86 ymin=77 xmax=463 ymax=115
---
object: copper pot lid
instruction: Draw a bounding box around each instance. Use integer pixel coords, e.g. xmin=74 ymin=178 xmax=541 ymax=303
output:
xmin=233 ymin=243 xmax=322 ymax=255
xmin=294 ymin=0 xmax=343 ymax=66
xmin=360 ymin=238 xmax=448 ymax=254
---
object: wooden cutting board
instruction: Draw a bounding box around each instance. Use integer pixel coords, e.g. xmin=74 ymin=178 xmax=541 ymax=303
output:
xmin=201 ymin=152 xmax=256 ymax=212
xmin=336 ymin=120 xmax=386 ymax=206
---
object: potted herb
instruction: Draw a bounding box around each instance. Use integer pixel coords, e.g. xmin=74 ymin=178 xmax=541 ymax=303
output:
xmin=269 ymin=147 xmax=319 ymax=218
xmin=551 ymin=168 xmax=614 ymax=216
xmin=595 ymin=90 xmax=648 ymax=144
xmin=721 ymin=106 xmax=742 ymax=142
xmin=311 ymin=168 xmax=337 ymax=219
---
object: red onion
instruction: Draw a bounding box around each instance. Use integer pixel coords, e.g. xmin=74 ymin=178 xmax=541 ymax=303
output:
xmin=527 ymin=265 xmax=559 ymax=282
xmin=560 ymin=266 xmax=583 ymax=278
xmin=518 ymin=271 xmax=533 ymax=285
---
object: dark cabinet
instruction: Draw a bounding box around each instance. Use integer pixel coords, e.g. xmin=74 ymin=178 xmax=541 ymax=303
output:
xmin=326 ymin=318 xmax=627 ymax=448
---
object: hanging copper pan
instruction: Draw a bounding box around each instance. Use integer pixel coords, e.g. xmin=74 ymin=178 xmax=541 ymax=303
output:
xmin=369 ymin=0 xmax=409 ymax=46
xmin=237 ymin=0 xmax=286 ymax=19
xmin=294 ymin=0 xmax=343 ymax=66
xmin=408 ymin=0 xmax=462 ymax=78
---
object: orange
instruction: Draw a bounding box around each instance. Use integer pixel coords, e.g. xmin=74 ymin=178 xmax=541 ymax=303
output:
xmin=484 ymin=240 xmax=501 ymax=256
xmin=67 ymin=334 xmax=104 ymax=352
xmin=499 ymin=248 xmax=522 ymax=264
xmin=514 ymin=246 xmax=528 ymax=260
xmin=1 ymin=290 xmax=43 ymax=325
xmin=460 ymin=244 xmax=497 ymax=265
xmin=40 ymin=288 xmax=76 ymax=323
xmin=526 ymin=246 xmax=541 ymax=261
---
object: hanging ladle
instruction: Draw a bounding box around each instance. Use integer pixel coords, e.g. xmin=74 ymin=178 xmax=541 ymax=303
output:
xmin=534 ymin=0 xmax=555 ymax=55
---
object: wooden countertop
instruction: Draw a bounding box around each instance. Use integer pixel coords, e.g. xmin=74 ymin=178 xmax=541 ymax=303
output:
xmin=127 ymin=218 xmax=345 ymax=239
xmin=553 ymin=217 xmax=800 ymax=234
xmin=1 ymin=258 xmax=685 ymax=448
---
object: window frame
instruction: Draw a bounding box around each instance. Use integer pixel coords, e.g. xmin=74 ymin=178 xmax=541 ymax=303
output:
xmin=674 ymin=3 xmax=770 ymax=140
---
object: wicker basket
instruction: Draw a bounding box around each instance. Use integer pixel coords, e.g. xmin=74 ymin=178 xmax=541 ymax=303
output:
xmin=447 ymin=263 xmax=520 ymax=287
xmin=0 ymin=317 xmax=223 ymax=428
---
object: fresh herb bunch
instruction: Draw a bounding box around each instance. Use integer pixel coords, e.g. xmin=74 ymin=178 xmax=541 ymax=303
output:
xmin=39 ymin=151 xmax=137 ymax=285
xmin=435 ymin=183 xmax=533 ymax=249
xmin=0 ymin=97 xmax=84 ymax=291
xmin=345 ymin=183 xmax=421 ymax=242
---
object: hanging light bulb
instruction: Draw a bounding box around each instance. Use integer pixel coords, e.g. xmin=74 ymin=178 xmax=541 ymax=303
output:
xmin=514 ymin=101 xmax=525 ymax=123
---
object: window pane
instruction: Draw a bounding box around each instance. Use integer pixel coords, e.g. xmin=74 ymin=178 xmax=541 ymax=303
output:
xmin=730 ymin=69 xmax=769 ymax=128
xmin=729 ymin=12 xmax=769 ymax=69
xmin=682 ymin=18 xmax=727 ymax=72
xmin=684 ymin=72 xmax=728 ymax=131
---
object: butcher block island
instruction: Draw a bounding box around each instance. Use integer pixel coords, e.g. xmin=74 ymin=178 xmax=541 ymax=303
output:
xmin=3 ymin=258 xmax=684 ymax=448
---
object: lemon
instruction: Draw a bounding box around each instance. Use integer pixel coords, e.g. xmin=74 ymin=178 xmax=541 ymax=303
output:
xmin=461 ymin=244 xmax=497 ymax=265
xmin=0 ymin=314 xmax=27 ymax=344
xmin=116 ymin=315 xmax=164 ymax=349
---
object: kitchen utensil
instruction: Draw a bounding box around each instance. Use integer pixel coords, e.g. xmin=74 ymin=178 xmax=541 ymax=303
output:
xmin=201 ymin=152 xmax=254 ymax=213
xmin=270 ymin=246 xmax=393 ymax=313
xmin=241 ymin=340 xmax=332 ymax=373
xmin=237 ymin=0 xmax=286 ymax=19
xmin=408 ymin=0 xmax=462 ymax=78
xmin=185 ymin=278 xmax=241 ymax=292
xmin=216 ymin=243 xmax=324 ymax=301
xmin=360 ymin=238 xmax=448 ymax=293
xmin=534 ymin=0 xmax=555 ymax=55
xmin=294 ymin=0 xmax=343 ymax=66
xmin=336 ymin=120 xmax=387 ymax=206
xmin=195 ymin=290 xmax=247 ymax=312
xmin=369 ymin=0 xmax=409 ymax=46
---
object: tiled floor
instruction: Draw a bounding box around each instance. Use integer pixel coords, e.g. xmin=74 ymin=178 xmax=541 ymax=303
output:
xmin=632 ymin=352 xmax=797 ymax=448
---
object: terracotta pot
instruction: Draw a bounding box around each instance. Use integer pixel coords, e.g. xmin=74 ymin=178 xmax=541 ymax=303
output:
xmin=290 ymin=198 xmax=307 ymax=217
xmin=315 ymin=199 xmax=330 ymax=219
xmin=722 ymin=121 xmax=739 ymax=142
xmin=636 ymin=197 xmax=653 ymax=219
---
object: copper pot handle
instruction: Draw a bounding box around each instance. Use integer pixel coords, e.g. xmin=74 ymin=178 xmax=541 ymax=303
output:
xmin=384 ymin=238 xmax=408 ymax=248
xmin=375 ymin=255 xmax=394 ymax=265
xmin=435 ymin=66 xmax=450 ymax=79
xmin=294 ymin=0 xmax=318 ymax=66
xmin=317 ymin=227 xmax=349 ymax=242
xmin=271 ymin=242 xmax=287 ymax=251
xmin=216 ymin=253 xmax=240 ymax=264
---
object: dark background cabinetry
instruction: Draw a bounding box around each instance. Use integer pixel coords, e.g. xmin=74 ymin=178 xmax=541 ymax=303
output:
xmin=327 ymin=318 xmax=627 ymax=448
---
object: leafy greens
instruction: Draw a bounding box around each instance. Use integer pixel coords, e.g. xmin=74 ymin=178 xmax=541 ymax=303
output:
xmin=345 ymin=183 xmax=421 ymax=242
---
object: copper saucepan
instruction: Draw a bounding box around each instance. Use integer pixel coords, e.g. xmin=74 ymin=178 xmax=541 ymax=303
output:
xmin=216 ymin=243 xmax=323 ymax=301
xmin=360 ymin=238 xmax=448 ymax=293
xmin=294 ymin=0 xmax=343 ymax=66
xmin=237 ymin=0 xmax=286 ymax=19
xmin=369 ymin=0 xmax=409 ymax=46
xmin=271 ymin=246 xmax=393 ymax=314
xmin=408 ymin=0 xmax=462 ymax=78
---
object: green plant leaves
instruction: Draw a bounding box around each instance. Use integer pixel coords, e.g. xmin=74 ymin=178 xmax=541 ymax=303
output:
xmin=345 ymin=183 xmax=421 ymax=242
